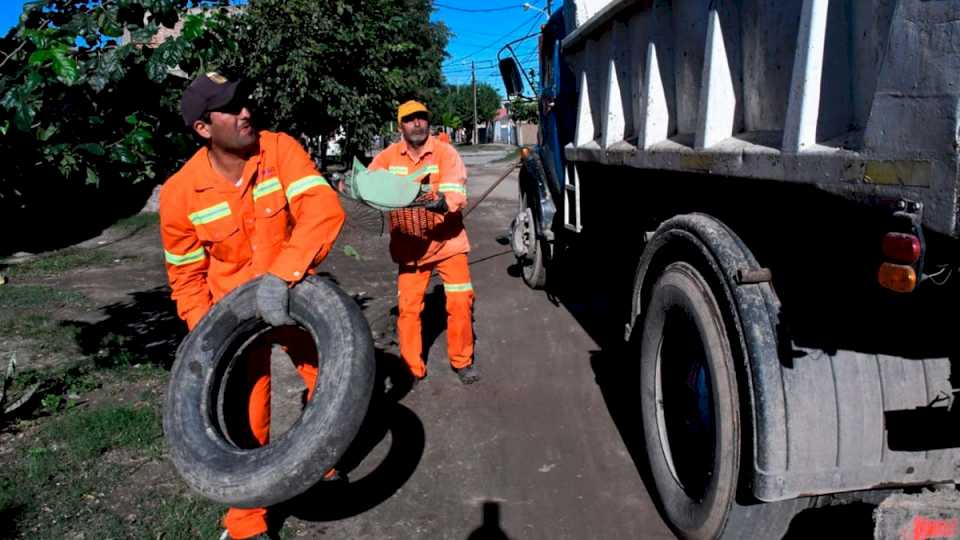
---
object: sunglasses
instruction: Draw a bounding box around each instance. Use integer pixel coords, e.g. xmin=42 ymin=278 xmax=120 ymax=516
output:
xmin=401 ymin=111 xmax=430 ymax=123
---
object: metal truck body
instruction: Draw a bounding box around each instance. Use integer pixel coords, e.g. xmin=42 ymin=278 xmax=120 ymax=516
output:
xmin=501 ymin=0 xmax=960 ymax=537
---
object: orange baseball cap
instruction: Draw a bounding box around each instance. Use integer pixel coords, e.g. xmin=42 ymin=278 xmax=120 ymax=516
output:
xmin=397 ymin=100 xmax=429 ymax=125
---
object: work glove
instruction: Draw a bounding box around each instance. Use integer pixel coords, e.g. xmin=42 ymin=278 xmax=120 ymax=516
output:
xmin=256 ymin=273 xmax=295 ymax=326
xmin=424 ymin=195 xmax=448 ymax=214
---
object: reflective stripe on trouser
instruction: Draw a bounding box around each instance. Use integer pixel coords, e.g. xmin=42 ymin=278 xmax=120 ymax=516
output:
xmin=224 ymin=326 xmax=319 ymax=540
xmin=397 ymin=253 xmax=474 ymax=378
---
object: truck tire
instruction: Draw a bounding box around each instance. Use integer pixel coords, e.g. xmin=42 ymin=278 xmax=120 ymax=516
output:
xmin=640 ymin=261 xmax=805 ymax=539
xmin=517 ymin=191 xmax=548 ymax=289
xmin=163 ymin=275 xmax=375 ymax=508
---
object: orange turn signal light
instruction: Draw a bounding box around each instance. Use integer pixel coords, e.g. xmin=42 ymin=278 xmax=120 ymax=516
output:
xmin=878 ymin=263 xmax=917 ymax=293
xmin=882 ymin=233 xmax=921 ymax=264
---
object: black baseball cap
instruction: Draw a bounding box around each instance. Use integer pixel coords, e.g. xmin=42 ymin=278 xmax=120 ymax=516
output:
xmin=180 ymin=72 xmax=245 ymax=127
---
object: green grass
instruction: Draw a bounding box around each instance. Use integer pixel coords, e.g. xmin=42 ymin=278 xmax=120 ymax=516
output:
xmin=0 ymin=357 xmax=227 ymax=539
xmin=0 ymin=403 xmax=162 ymax=534
xmin=0 ymin=285 xmax=87 ymax=311
xmin=151 ymin=494 xmax=225 ymax=539
xmin=0 ymin=401 xmax=216 ymax=539
xmin=6 ymin=247 xmax=118 ymax=276
xmin=113 ymin=212 xmax=159 ymax=231
xmin=0 ymin=315 xmax=81 ymax=352
xmin=46 ymin=405 xmax=162 ymax=460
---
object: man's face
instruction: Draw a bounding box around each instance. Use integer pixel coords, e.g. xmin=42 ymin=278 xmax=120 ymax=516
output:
xmin=400 ymin=111 xmax=430 ymax=148
xmin=193 ymin=98 xmax=257 ymax=153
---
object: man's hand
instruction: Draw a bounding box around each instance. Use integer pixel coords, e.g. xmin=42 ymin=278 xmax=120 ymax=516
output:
xmin=442 ymin=191 xmax=467 ymax=213
xmin=424 ymin=195 xmax=448 ymax=213
xmin=257 ymin=273 xmax=295 ymax=326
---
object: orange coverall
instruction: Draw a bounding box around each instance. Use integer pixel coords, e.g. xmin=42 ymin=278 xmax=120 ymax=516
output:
xmin=368 ymin=135 xmax=474 ymax=378
xmin=159 ymin=131 xmax=345 ymax=539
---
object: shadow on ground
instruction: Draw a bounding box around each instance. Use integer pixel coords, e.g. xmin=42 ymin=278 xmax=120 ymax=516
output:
xmin=66 ymin=286 xmax=185 ymax=369
xmin=465 ymin=501 xmax=513 ymax=540
xmin=274 ymin=349 xmax=426 ymax=523
xmin=507 ymin=178 xmax=960 ymax=538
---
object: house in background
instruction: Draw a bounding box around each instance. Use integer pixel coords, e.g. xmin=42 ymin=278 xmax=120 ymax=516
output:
xmin=487 ymin=106 xmax=538 ymax=145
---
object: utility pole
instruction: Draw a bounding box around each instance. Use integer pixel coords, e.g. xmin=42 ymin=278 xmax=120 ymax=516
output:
xmin=547 ymin=0 xmax=552 ymax=15
xmin=472 ymin=60 xmax=478 ymax=145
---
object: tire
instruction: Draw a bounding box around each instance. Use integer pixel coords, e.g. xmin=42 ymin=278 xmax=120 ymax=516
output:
xmin=163 ymin=275 xmax=376 ymax=508
xmin=640 ymin=262 xmax=805 ymax=540
xmin=519 ymin=193 xmax=548 ymax=289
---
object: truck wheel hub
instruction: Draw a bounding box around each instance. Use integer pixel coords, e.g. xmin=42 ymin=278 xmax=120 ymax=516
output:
xmin=511 ymin=208 xmax=534 ymax=258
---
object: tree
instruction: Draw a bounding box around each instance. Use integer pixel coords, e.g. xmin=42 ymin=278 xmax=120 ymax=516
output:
xmin=226 ymin=0 xmax=449 ymax=163
xmin=0 ymin=0 xmax=238 ymax=252
xmin=433 ymin=82 xmax=502 ymax=143
xmin=508 ymin=97 xmax=538 ymax=124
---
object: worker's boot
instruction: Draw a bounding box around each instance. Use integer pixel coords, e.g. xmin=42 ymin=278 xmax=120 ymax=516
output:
xmin=454 ymin=364 xmax=480 ymax=385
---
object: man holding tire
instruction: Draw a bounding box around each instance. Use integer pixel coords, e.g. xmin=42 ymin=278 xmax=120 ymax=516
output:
xmin=159 ymin=72 xmax=345 ymax=540
xmin=368 ymin=100 xmax=480 ymax=386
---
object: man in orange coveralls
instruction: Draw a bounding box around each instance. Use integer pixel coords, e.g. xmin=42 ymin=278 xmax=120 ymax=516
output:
xmin=368 ymin=100 xmax=480 ymax=386
xmin=159 ymin=72 xmax=345 ymax=540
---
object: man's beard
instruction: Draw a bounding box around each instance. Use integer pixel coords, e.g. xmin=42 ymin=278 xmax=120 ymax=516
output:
xmin=404 ymin=127 xmax=428 ymax=147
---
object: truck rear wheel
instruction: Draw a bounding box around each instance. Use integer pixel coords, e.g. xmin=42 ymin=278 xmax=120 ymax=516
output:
xmin=513 ymin=192 xmax=548 ymax=289
xmin=640 ymin=261 xmax=804 ymax=539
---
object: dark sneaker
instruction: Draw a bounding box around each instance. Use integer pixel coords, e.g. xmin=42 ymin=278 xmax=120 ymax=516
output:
xmin=454 ymin=365 xmax=480 ymax=385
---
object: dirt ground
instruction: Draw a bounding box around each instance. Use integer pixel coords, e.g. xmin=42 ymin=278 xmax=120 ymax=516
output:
xmin=0 ymin=142 xmax=888 ymax=540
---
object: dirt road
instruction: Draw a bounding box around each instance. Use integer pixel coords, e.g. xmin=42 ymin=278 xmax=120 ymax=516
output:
xmin=0 ymin=144 xmax=675 ymax=539
xmin=267 ymin=146 xmax=674 ymax=539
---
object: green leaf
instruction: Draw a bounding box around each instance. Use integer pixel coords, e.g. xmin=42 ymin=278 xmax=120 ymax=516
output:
xmin=111 ymin=145 xmax=136 ymax=165
xmin=23 ymin=28 xmax=51 ymax=49
xmin=85 ymin=167 xmax=99 ymax=187
xmin=343 ymin=245 xmax=361 ymax=260
xmin=129 ymin=127 xmax=153 ymax=153
xmin=129 ymin=22 xmax=159 ymax=43
xmin=28 ymin=49 xmax=52 ymax=66
xmin=97 ymin=9 xmax=123 ymax=38
xmin=50 ymin=46 xmax=79 ymax=85
xmin=181 ymin=14 xmax=205 ymax=41
xmin=37 ymin=124 xmax=56 ymax=141
xmin=13 ymin=104 xmax=35 ymax=132
xmin=125 ymin=114 xmax=137 ymax=125
xmin=77 ymin=143 xmax=105 ymax=156
xmin=0 ymin=121 xmax=8 ymax=136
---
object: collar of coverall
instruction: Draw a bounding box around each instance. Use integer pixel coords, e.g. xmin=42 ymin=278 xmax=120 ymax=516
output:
xmin=399 ymin=133 xmax=436 ymax=162
xmin=191 ymin=139 xmax=263 ymax=192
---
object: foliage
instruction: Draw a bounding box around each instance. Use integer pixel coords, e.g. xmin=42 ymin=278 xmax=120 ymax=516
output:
xmin=508 ymin=96 xmax=538 ymax=124
xmin=0 ymin=0 xmax=238 ymax=251
xmin=431 ymin=82 xmax=502 ymax=142
xmin=226 ymin=0 xmax=449 ymax=162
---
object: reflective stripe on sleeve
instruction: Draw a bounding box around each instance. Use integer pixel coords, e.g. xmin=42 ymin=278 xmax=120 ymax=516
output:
xmin=438 ymin=183 xmax=466 ymax=194
xmin=286 ymin=175 xmax=329 ymax=201
xmin=164 ymin=247 xmax=206 ymax=266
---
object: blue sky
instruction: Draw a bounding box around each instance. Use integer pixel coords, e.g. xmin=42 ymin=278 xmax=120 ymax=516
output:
xmin=1 ymin=0 xmax=550 ymax=96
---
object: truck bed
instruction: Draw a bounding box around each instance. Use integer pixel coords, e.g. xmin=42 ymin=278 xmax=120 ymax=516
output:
xmin=558 ymin=0 xmax=960 ymax=236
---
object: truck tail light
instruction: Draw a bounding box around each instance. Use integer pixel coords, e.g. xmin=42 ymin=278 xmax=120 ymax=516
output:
xmin=882 ymin=233 xmax=921 ymax=265
xmin=878 ymin=263 xmax=917 ymax=293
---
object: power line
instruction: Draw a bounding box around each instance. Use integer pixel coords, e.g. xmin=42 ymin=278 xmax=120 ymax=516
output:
xmin=444 ymin=8 xmax=544 ymax=63
xmin=434 ymin=3 xmax=525 ymax=13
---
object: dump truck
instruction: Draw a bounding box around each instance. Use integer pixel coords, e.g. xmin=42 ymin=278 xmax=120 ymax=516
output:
xmin=499 ymin=1 xmax=960 ymax=538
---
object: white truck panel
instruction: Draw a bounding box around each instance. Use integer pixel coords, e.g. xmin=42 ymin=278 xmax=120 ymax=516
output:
xmin=560 ymin=0 xmax=960 ymax=236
